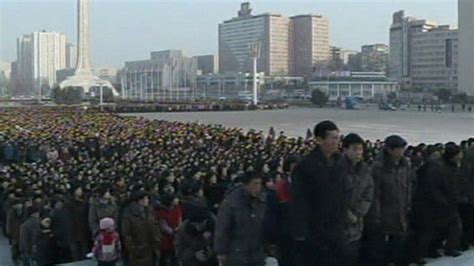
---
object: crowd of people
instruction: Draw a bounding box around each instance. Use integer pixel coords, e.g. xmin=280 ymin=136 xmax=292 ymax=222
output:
xmin=0 ymin=107 xmax=473 ymax=266
xmin=101 ymin=101 xmax=288 ymax=113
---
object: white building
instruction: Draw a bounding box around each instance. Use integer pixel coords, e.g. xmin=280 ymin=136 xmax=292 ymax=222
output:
xmin=410 ymin=26 xmax=458 ymax=91
xmin=458 ymin=0 xmax=474 ymax=96
xmin=290 ymin=14 xmax=330 ymax=77
xmin=194 ymin=55 xmax=218 ymax=75
xmin=16 ymin=34 xmax=34 ymax=93
xmin=219 ymin=3 xmax=290 ymax=76
xmin=66 ymin=43 xmax=77 ymax=69
xmin=340 ymin=50 xmax=359 ymax=65
xmin=0 ymin=61 xmax=11 ymax=80
xmin=0 ymin=61 xmax=11 ymax=97
xmin=31 ymin=31 xmax=68 ymax=90
xmin=389 ymin=11 xmax=438 ymax=87
xmin=389 ymin=10 xmax=460 ymax=91
xmin=196 ymin=72 xmax=265 ymax=99
xmin=122 ymin=50 xmax=197 ymax=101
xmin=360 ymin=44 xmax=389 ymax=73
xmin=308 ymin=72 xmax=399 ymax=100
xmin=15 ymin=31 xmax=68 ymax=95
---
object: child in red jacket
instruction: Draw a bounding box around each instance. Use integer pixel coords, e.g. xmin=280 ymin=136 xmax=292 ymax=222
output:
xmin=92 ymin=217 xmax=121 ymax=266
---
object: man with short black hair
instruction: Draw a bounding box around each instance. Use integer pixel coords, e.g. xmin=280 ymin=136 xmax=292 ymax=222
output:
xmin=365 ymin=135 xmax=413 ymax=265
xmin=290 ymin=120 xmax=351 ymax=265
xmin=122 ymin=191 xmax=161 ymax=266
xmin=342 ymin=133 xmax=374 ymax=265
xmin=214 ymin=170 xmax=266 ymax=266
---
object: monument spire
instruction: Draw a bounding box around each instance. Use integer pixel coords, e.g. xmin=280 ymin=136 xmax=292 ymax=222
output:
xmin=60 ymin=0 xmax=118 ymax=96
xmin=75 ymin=0 xmax=92 ymax=75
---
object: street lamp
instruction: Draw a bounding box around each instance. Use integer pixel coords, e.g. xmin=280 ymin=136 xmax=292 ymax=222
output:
xmin=249 ymin=42 xmax=262 ymax=105
xmin=140 ymin=73 xmax=145 ymax=101
xmin=172 ymin=58 xmax=178 ymax=101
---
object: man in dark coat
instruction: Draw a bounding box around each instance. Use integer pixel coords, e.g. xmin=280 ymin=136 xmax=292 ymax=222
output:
xmin=0 ymin=180 xmax=10 ymax=236
xmin=458 ymin=146 xmax=474 ymax=249
xmin=413 ymin=142 xmax=464 ymax=262
xmin=342 ymin=133 xmax=374 ymax=265
xmin=89 ymin=184 xmax=118 ymax=236
xmin=274 ymin=154 xmax=300 ymax=266
xmin=175 ymin=206 xmax=217 ymax=266
xmin=35 ymin=217 xmax=55 ymax=266
xmin=364 ymin=135 xmax=413 ymax=265
xmin=6 ymin=199 xmax=26 ymax=266
xmin=19 ymin=207 xmax=40 ymax=266
xmin=214 ymin=170 xmax=266 ymax=266
xmin=290 ymin=121 xmax=351 ymax=266
xmin=64 ymin=184 xmax=90 ymax=261
xmin=122 ymin=191 xmax=161 ymax=266
xmin=50 ymin=195 xmax=72 ymax=263
xmin=181 ymin=179 xmax=210 ymax=220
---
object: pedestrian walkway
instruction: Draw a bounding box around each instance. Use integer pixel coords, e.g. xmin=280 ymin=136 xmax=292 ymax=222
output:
xmin=0 ymin=234 xmax=11 ymax=266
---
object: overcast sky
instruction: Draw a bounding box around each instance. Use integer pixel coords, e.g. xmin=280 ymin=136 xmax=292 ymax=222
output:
xmin=0 ymin=0 xmax=458 ymax=68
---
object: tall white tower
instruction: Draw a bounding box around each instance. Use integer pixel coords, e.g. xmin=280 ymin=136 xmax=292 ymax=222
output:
xmin=60 ymin=0 xmax=118 ymax=96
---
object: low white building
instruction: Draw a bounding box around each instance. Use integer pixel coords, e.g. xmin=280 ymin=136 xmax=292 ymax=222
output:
xmin=196 ymin=72 xmax=265 ymax=99
xmin=308 ymin=72 xmax=399 ymax=100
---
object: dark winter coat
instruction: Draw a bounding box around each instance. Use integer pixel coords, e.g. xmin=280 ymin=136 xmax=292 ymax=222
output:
xmin=6 ymin=209 xmax=25 ymax=244
xmin=121 ymin=202 xmax=161 ymax=266
xmin=175 ymin=220 xmax=216 ymax=266
xmin=35 ymin=227 xmax=56 ymax=266
xmin=205 ymin=183 xmax=226 ymax=214
xmin=182 ymin=195 xmax=209 ymax=220
xmin=50 ymin=207 xmax=71 ymax=248
xmin=88 ymin=197 xmax=118 ymax=236
xmin=64 ymin=196 xmax=90 ymax=242
xmin=214 ymin=186 xmax=266 ymax=266
xmin=345 ymin=157 xmax=374 ymax=243
xmin=367 ymin=151 xmax=413 ymax=234
xmin=19 ymin=216 xmax=40 ymax=257
xmin=457 ymin=163 xmax=474 ymax=205
xmin=290 ymin=147 xmax=350 ymax=246
xmin=414 ymin=158 xmax=461 ymax=222
xmin=263 ymin=188 xmax=281 ymax=244
xmin=0 ymin=190 xmax=8 ymax=224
